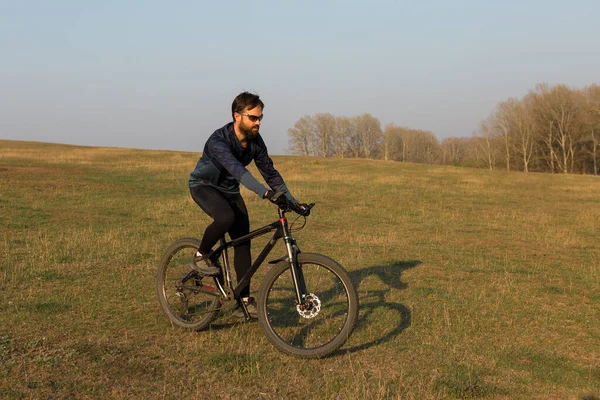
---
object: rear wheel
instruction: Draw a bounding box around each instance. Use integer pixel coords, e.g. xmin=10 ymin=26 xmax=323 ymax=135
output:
xmin=156 ymin=238 xmax=222 ymax=330
xmin=257 ymin=253 xmax=358 ymax=358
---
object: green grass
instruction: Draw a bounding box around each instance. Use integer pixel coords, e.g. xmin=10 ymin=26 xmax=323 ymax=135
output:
xmin=1 ymin=140 xmax=600 ymax=399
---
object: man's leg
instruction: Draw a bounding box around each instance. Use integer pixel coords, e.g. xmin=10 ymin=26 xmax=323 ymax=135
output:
xmin=227 ymin=193 xmax=251 ymax=298
xmin=189 ymin=186 xmax=236 ymax=255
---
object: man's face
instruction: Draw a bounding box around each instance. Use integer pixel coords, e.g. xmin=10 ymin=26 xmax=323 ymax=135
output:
xmin=236 ymin=106 xmax=263 ymax=140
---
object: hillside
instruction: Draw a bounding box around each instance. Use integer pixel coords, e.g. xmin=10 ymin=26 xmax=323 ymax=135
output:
xmin=1 ymin=140 xmax=599 ymax=399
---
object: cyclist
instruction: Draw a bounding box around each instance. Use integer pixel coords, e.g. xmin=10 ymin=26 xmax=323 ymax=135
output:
xmin=188 ymin=91 xmax=306 ymax=318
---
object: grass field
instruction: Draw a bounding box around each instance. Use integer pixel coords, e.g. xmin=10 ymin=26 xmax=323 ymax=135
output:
xmin=1 ymin=140 xmax=599 ymax=399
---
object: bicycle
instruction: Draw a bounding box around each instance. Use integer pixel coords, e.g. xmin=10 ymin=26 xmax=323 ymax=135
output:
xmin=156 ymin=199 xmax=359 ymax=359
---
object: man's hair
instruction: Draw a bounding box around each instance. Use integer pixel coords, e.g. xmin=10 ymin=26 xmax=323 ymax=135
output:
xmin=232 ymin=92 xmax=264 ymax=121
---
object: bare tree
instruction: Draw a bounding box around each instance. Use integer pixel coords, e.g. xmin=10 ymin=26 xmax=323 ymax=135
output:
xmin=555 ymin=86 xmax=580 ymax=174
xmin=529 ymin=84 xmax=558 ymax=173
xmin=399 ymin=128 xmax=417 ymax=162
xmin=383 ymin=124 xmax=403 ymax=161
xmin=581 ymin=85 xmax=600 ymax=174
xmin=346 ymin=116 xmax=363 ymax=158
xmin=313 ymin=113 xmax=336 ymax=157
xmin=492 ymin=99 xmax=520 ymax=171
xmin=512 ymin=95 xmax=537 ymax=172
xmin=440 ymin=137 xmax=468 ymax=165
xmin=528 ymin=84 xmax=583 ymax=173
xmin=396 ymin=128 xmax=438 ymax=164
xmin=355 ymin=113 xmax=383 ymax=158
xmin=474 ymin=119 xmax=499 ymax=170
xmin=416 ymin=130 xmax=440 ymax=164
xmin=287 ymin=115 xmax=315 ymax=156
xmin=568 ymin=85 xmax=600 ymax=174
xmin=332 ymin=116 xmax=353 ymax=158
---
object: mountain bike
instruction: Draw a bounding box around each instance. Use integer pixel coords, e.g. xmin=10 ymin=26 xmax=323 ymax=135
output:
xmin=156 ymin=201 xmax=359 ymax=359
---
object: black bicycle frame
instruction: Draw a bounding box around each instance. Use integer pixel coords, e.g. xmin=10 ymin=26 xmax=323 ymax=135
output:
xmin=211 ymin=209 xmax=308 ymax=319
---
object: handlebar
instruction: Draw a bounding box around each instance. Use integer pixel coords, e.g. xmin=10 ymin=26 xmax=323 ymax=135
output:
xmin=288 ymin=202 xmax=315 ymax=214
xmin=278 ymin=201 xmax=315 ymax=217
xmin=267 ymin=191 xmax=314 ymax=216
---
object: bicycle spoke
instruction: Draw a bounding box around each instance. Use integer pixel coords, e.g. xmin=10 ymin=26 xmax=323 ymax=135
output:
xmin=157 ymin=238 xmax=222 ymax=330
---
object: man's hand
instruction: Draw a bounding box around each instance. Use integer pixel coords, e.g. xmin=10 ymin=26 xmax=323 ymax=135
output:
xmin=264 ymin=190 xmax=289 ymax=208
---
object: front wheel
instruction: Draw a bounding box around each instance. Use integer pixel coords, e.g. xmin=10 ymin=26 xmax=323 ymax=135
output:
xmin=156 ymin=238 xmax=222 ymax=331
xmin=257 ymin=253 xmax=358 ymax=358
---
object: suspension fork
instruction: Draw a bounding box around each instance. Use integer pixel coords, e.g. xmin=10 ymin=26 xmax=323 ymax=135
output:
xmin=281 ymin=215 xmax=307 ymax=304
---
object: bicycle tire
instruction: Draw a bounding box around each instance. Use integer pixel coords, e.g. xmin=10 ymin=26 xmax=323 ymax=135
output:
xmin=257 ymin=253 xmax=358 ymax=358
xmin=156 ymin=238 xmax=222 ymax=331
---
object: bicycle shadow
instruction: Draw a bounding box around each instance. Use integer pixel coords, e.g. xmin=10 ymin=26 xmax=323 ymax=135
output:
xmin=337 ymin=260 xmax=421 ymax=355
xmin=203 ymin=260 xmax=421 ymax=347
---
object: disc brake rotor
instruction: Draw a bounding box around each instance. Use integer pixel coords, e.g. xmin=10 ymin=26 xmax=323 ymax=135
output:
xmin=296 ymin=293 xmax=321 ymax=319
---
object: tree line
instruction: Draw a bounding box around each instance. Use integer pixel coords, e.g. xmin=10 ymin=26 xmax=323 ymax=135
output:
xmin=287 ymin=83 xmax=600 ymax=175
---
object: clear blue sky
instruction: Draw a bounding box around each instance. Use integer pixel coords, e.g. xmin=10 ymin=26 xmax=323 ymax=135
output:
xmin=1 ymin=0 xmax=599 ymax=154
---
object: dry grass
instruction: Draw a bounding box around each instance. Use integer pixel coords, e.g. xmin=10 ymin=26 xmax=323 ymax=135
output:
xmin=1 ymin=139 xmax=599 ymax=399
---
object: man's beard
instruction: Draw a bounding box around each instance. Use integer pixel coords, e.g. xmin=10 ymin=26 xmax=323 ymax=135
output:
xmin=240 ymin=121 xmax=259 ymax=139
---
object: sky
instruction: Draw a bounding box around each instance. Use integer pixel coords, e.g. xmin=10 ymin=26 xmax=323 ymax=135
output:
xmin=1 ymin=0 xmax=599 ymax=155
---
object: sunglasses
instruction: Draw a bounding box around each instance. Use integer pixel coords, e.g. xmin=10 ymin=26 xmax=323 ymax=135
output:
xmin=238 ymin=113 xmax=264 ymax=122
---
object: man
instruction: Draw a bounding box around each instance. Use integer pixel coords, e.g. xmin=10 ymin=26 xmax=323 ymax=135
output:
xmin=188 ymin=92 xmax=306 ymax=318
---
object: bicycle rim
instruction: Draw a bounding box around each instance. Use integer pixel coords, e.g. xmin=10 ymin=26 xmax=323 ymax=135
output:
xmin=157 ymin=238 xmax=221 ymax=330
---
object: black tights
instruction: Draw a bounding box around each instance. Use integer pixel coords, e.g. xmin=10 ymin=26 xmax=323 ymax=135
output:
xmin=190 ymin=186 xmax=251 ymax=298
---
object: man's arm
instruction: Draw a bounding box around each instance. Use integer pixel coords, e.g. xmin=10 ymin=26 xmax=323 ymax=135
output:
xmin=208 ymin=137 xmax=268 ymax=198
xmin=253 ymin=135 xmax=299 ymax=204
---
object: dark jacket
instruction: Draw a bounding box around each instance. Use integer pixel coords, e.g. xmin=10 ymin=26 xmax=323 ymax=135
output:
xmin=189 ymin=122 xmax=287 ymax=197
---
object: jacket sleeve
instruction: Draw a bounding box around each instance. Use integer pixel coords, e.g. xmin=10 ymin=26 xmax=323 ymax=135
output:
xmin=208 ymin=136 xmax=268 ymax=197
xmin=253 ymin=136 xmax=299 ymax=204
